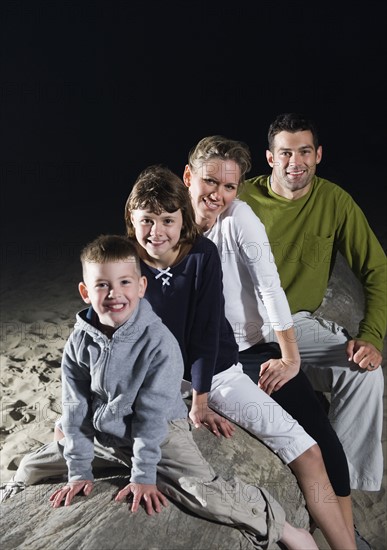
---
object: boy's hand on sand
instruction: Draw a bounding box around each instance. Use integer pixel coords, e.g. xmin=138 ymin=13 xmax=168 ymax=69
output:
xmin=115 ymin=482 xmax=168 ymax=515
xmin=50 ymin=480 xmax=94 ymax=507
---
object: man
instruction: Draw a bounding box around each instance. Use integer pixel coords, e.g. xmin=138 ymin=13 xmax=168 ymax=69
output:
xmin=239 ymin=112 xmax=386 ymax=496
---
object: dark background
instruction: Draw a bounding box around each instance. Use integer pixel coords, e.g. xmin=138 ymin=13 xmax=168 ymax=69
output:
xmin=1 ymin=0 xmax=386 ymax=266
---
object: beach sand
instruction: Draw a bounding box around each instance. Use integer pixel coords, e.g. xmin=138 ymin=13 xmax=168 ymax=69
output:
xmin=1 ymin=240 xmax=386 ymax=549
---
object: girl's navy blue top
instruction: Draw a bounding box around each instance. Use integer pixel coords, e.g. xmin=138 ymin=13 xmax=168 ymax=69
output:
xmin=141 ymin=235 xmax=239 ymax=393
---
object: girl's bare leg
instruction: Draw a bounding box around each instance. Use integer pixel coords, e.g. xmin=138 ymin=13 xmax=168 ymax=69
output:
xmin=53 ymin=425 xmax=64 ymax=441
xmin=280 ymin=522 xmax=318 ymax=550
xmin=338 ymin=495 xmax=355 ymax=533
xmin=290 ymin=444 xmax=356 ymax=549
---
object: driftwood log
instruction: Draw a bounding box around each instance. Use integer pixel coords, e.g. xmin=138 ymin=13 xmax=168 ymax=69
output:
xmin=0 ymin=253 xmax=367 ymax=550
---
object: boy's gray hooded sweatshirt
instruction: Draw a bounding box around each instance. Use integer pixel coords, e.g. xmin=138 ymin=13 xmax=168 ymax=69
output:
xmin=61 ymin=298 xmax=188 ymax=485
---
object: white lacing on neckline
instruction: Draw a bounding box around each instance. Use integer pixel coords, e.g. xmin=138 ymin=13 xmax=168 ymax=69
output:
xmin=155 ymin=267 xmax=173 ymax=286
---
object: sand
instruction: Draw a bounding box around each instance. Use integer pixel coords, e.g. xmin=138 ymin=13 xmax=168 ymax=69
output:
xmin=0 ymin=241 xmax=386 ymax=549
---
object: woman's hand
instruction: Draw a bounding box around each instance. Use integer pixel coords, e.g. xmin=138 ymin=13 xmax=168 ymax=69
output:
xmin=258 ymin=357 xmax=300 ymax=395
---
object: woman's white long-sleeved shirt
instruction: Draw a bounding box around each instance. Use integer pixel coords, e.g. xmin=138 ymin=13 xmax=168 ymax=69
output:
xmin=204 ymin=199 xmax=293 ymax=351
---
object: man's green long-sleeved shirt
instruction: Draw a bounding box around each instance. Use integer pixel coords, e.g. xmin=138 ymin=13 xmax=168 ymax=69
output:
xmin=239 ymin=175 xmax=387 ymax=351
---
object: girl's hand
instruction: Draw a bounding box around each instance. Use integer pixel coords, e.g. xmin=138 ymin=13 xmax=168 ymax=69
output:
xmin=189 ymin=402 xmax=235 ymax=438
xmin=190 ymin=390 xmax=235 ymax=438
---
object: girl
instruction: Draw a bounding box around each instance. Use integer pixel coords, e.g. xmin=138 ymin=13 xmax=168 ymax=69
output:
xmin=125 ymin=164 xmax=356 ymax=550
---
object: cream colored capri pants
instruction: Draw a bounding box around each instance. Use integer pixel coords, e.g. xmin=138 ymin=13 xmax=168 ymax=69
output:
xmin=205 ymin=363 xmax=316 ymax=464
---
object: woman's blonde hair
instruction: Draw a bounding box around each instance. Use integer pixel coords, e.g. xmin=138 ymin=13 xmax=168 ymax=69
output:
xmin=187 ymin=135 xmax=251 ymax=185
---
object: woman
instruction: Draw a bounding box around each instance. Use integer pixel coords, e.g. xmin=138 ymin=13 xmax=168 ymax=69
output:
xmin=183 ymin=136 xmax=356 ymax=539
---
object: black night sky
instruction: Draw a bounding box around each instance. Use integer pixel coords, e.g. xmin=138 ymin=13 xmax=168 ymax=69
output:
xmin=1 ymin=0 xmax=386 ymax=263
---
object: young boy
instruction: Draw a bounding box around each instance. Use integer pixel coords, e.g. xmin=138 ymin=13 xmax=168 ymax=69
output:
xmin=1 ymin=234 xmax=317 ymax=550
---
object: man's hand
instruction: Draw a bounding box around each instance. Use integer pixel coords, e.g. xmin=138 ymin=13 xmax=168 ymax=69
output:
xmin=50 ymin=480 xmax=94 ymax=508
xmin=346 ymin=339 xmax=382 ymax=371
xmin=115 ymin=482 xmax=168 ymax=515
xmin=258 ymin=357 xmax=300 ymax=395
